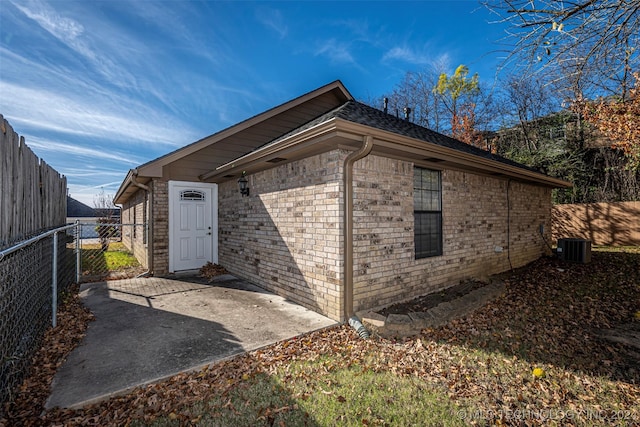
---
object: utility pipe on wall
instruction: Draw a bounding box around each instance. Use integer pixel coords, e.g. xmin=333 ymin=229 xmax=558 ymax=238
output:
xmin=131 ymin=171 xmax=154 ymax=276
xmin=343 ymin=135 xmax=374 ymax=323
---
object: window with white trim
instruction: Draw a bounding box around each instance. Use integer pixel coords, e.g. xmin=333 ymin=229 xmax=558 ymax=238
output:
xmin=414 ymin=167 xmax=442 ymax=258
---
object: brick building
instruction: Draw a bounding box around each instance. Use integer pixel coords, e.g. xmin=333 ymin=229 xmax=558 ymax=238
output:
xmin=114 ymin=81 xmax=571 ymax=321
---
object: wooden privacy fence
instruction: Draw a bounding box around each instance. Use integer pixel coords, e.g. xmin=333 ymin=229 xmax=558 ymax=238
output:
xmin=552 ymin=201 xmax=640 ymax=246
xmin=0 ymin=115 xmax=67 ymax=248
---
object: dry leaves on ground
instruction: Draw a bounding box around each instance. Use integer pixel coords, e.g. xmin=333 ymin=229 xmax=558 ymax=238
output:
xmin=1 ymin=285 xmax=94 ymax=425
xmin=2 ymin=250 xmax=639 ymax=426
xmin=199 ymin=262 xmax=229 ymax=280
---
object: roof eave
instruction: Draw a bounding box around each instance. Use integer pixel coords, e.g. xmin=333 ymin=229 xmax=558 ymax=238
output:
xmin=203 ymin=118 xmax=572 ymax=189
xmin=200 ymin=118 xmax=342 ymax=181
xmin=344 ymin=121 xmax=573 ymax=189
xmin=133 ymin=80 xmax=353 ymax=177
xmin=113 ymin=168 xmax=154 ymax=205
xmin=113 ymin=169 xmax=135 ymax=205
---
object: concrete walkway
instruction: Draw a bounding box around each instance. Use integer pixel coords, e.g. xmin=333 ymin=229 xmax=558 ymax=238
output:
xmin=46 ymin=274 xmax=336 ymax=409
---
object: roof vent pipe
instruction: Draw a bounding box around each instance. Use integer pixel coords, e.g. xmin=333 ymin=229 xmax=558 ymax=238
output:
xmin=404 ymin=107 xmax=411 ymax=121
xmin=383 ymin=97 xmax=388 ymax=114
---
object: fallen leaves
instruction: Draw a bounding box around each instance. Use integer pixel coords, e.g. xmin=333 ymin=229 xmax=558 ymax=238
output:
xmin=2 ymin=249 xmax=639 ymax=426
xmin=532 ymin=368 xmax=546 ymax=379
xmin=1 ymin=285 xmax=94 ymax=424
xmin=199 ymin=262 xmax=228 ymax=280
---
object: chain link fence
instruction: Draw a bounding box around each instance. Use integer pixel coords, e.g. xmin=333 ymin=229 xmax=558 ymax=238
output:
xmin=0 ymin=222 xmax=145 ymax=411
xmin=76 ymin=223 xmax=146 ymax=282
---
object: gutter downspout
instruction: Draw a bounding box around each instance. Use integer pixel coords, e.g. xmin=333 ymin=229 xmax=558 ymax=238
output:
xmin=344 ymin=135 xmax=373 ymax=338
xmin=131 ymin=170 xmax=154 ymax=276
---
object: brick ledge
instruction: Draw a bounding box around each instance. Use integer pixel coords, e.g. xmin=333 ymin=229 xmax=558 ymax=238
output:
xmin=358 ymin=281 xmax=506 ymax=338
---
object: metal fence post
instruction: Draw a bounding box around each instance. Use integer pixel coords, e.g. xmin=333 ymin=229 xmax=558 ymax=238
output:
xmin=0 ymin=222 xmax=84 ymax=404
xmin=75 ymin=220 xmax=81 ymax=284
xmin=52 ymin=231 xmax=58 ymax=328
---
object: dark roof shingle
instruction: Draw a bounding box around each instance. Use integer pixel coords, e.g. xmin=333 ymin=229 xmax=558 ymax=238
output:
xmin=268 ymin=100 xmax=541 ymax=174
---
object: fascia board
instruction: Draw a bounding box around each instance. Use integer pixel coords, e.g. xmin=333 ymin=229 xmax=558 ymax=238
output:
xmin=335 ymin=120 xmax=573 ymax=188
xmin=134 ymin=81 xmax=353 ymax=175
xmin=113 ymin=169 xmax=134 ymax=204
xmin=202 ymin=117 xmax=572 ymax=188
xmin=200 ymin=118 xmax=341 ymax=180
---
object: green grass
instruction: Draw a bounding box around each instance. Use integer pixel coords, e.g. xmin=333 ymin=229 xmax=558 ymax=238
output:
xmin=277 ymin=360 xmax=464 ymax=427
xmin=137 ymin=364 xmax=466 ymax=427
xmin=592 ymin=245 xmax=640 ymax=254
xmin=81 ymin=241 xmax=140 ymax=278
xmin=103 ymin=242 xmax=140 ymax=269
xmin=27 ymin=247 xmax=638 ymax=426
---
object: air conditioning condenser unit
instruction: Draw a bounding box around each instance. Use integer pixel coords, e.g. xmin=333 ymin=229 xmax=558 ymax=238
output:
xmin=557 ymin=238 xmax=591 ymax=263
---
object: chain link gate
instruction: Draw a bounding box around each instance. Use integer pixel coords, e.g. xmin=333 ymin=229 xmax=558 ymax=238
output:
xmin=75 ymin=223 xmax=147 ymax=283
xmin=0 ymin=222 xmax=146 ymax=411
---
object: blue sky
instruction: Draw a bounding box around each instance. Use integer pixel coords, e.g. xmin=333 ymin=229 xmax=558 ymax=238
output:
xmin=0 ymin=0 xmax=511 ymax=207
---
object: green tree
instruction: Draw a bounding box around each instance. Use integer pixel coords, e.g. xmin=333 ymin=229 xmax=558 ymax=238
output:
xmin=433 ymin=65 xmax=482 ymax=146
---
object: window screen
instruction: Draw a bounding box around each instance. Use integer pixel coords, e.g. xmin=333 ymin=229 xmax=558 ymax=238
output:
xmin=414 ymin=167 xmax=442 ymax=258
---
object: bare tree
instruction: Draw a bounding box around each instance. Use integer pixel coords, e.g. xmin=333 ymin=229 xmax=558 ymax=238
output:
xmin=93 ymin=188 xmax=118 ymax=251
xmin=483 ymin=0 xmax=640 ymax=99
xmin=376 ymin=67 xmax=448 ymax=132
xmin=373 ymin=64 xmax=498 ymax=147
xmin=498 ymin=74 xmax=559 ymax=152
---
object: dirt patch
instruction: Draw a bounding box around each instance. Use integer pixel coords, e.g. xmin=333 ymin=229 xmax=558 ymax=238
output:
xmin=377 ymin=280 xmax=489 ymax=316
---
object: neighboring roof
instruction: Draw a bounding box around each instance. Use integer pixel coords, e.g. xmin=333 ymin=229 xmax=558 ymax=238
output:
xmin=115 ymin=80 xmax=353 ymax=204
xmin=95 ymin=208 xmax=121 ymax=218
xmin=67 ymin=196 xmax=97 ymax=217
xmin=67 ymin=196 xmax=121 ymax=218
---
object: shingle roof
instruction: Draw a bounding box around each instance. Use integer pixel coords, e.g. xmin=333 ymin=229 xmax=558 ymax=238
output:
xmin=67 ymin=196 xmax=97 ymax=217
xmin=268 ymin=100 xmax=542 ymax=174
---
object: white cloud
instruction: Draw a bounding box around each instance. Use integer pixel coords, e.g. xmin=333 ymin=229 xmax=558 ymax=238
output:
xmin=0 ymin=81 xmax=193 ymax=147
xmin=382 ymin=46 xmax=423 ymax=65
xmin=10 ymin=0 xmax=83 ymax=40
xmin=63 ymin=168 xmax=125 ymax=178
xmin=11 ymin=0 xmax=95 ymax=60
xmin=67 ymin=182 xmax=122 ymax=207
xmin=256 ymin=8 xmax=288 ymax=39
xmin=382 ymin=45 xmax=452 ymax=70
xmin=315 ymin=38 xmax=356 ymax=64
xmin=26 ymin=137 xmax=142 ymax=166
xmin=10 ymin=0 xmax=156 ymax=95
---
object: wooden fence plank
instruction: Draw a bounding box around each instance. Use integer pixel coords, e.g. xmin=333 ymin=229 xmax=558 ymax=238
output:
xmin=0 ymin=117 xmax=66 ymax=247
xmin=552 ymin=201 xmax=640 ymax=246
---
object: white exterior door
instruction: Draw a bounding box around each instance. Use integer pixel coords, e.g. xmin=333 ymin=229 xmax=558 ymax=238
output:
xmin=168 ymin=181 xmax=218 ymax=272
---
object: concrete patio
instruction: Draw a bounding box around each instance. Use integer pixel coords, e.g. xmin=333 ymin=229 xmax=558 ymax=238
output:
xmin=46 ymin=274 xmax=336 ymax=409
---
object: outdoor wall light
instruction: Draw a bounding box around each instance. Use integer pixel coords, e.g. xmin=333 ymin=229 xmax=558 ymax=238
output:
xmin=238 ymin=171 xmax=249 ymax=197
